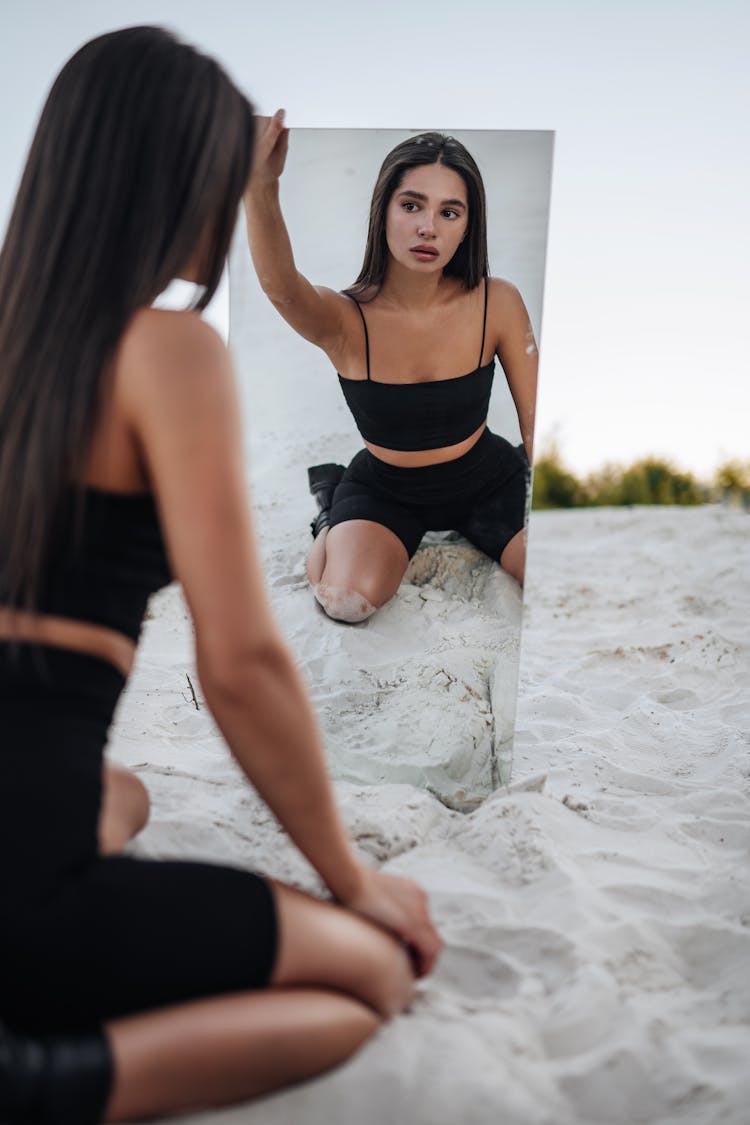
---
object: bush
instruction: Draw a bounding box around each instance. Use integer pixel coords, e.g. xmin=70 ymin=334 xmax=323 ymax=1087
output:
xmin=531 ymin=444 xmax=585 ymax=509
xmin=713 ymin=459 xmax=750 ymax=507
xmin=530 ymin=448 xmax=712 ymax=509
xmin=596 ymin=458 xmax=704 ymax=506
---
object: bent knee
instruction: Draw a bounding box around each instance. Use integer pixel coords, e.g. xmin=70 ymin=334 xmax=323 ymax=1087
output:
xmin=500 ymin=533 xmax=526 ymax=585
xmin=122 ymin=768 xmax=151 ymax=828
xmin=500 ymin=558 xmax=524 ymax=585
xmin=269 ymin=883 xmax=415 ymax=1018
xmin=313 ymin=583 xmax=377 ymax=624
xmin=100 ymin=765 xmax=150 ymax=854
xmin=369 ymin=940 xmax=416 ymax=1020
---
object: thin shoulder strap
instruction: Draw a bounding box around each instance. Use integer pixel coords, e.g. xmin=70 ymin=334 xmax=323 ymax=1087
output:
xmin=345 ymin=293 xmax=371 ymax=380
xmin=478 ymin=276 xmax=489 ymax=368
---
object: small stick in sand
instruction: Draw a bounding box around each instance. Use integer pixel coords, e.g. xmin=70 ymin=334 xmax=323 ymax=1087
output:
xmin=185 ymin=673 xmax=200 ymax=711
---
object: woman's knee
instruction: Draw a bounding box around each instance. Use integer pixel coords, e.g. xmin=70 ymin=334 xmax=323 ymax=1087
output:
xmin=117 ymin=767 xmax=150 ymax=829
xmin=312 ymin=582 xmax=378 ymax=623
xmin=500 ymin=530 xmax=526 ymax=584
xmin=366 ymin=936 xmax=416 ymax=1019
xmin=269 ymin=882 xmax=415 ymax=1018
xmin=99 ymin=765 xmax=150 ymax=854
xmin=311 ymin=521 xmax=408 ymax=620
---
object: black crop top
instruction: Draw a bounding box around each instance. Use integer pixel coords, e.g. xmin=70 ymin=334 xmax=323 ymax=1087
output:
xmin=337 ymin=278 xmax=494 ymax=451
xmin=31 ymin=488 xmax=173 ymax=643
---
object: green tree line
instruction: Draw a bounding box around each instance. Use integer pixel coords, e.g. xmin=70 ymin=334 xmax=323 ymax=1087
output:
xmin=531 ymin=446 xmax=750 ymax=510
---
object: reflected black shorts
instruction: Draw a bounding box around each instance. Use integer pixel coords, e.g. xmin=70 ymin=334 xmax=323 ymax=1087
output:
xmin=328 ymin=427 xmax=529 ymax=560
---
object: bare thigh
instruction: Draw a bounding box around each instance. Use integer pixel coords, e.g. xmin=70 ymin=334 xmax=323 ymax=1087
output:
xmin=499 ymin=528 xmax=526 ymax=585
xmin=306 ymin=520 xmax=410 ymax=609
xmin=104 ymin=987 xmax=379 ymax=1121
xmin=102 ymin=879 xmax=414 ymax=1120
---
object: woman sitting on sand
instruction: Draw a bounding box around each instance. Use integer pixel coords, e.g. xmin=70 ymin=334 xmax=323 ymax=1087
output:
xmin=245 ymin=116 xmax=538 ymax=624
xmin=0 ymin=27 xmax=440 ymax=1125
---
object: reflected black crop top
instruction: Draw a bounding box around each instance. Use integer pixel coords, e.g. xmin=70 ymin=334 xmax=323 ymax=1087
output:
xmin=30 ymin=488 xmax=173 ymax=643
xmin=337 ymin=278 xmax=494 ymax=451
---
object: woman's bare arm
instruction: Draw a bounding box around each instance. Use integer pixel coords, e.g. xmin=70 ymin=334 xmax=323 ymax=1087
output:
xmin=116 ymin=309 xmax=441 ymax=972
xmin=244 ymin=112 xmax=348 ymax=350
xmin=490 ymin=278 xmax=538 ymax=462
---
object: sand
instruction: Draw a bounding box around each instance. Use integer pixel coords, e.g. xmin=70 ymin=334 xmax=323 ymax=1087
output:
xmin=108 ymin=502 xmax=750 ymax=1125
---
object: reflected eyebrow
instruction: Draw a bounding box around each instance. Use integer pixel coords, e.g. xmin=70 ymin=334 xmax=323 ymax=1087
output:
xmin=397 ymin=190 xmax=467 ymax=209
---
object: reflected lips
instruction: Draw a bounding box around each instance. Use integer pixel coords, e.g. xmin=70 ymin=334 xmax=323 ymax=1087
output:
xmin=410 ymin=244 xmax=439 ymax=261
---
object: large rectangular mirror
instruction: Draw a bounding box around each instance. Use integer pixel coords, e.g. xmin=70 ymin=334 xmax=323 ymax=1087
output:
xmin=229 ymin=128 xmax=553 ymax=809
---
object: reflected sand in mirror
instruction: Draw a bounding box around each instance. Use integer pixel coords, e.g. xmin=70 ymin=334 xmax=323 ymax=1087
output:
xmin=279 ymin=529 xmax=521 ymax=811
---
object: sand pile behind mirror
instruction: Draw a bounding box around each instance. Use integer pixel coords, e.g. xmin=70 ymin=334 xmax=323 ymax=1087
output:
xmin=108 ymin=504 xmax=750 ymax=1125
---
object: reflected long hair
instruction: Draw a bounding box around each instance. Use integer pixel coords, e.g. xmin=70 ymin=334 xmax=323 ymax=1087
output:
xmin=347 ymin=132 xmax=489 ymax=299
xmin=0 ymin=26 xmax=255 ymax=611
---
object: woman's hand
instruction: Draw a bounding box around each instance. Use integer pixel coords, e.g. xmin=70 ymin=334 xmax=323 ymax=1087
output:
xmin=249 ymin=109 xmax=289 ymax=192
xmin=342 ymin=866 xmax=443 ymax=978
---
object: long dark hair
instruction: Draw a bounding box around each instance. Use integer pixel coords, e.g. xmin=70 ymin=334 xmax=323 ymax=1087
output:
xmin=347 ymin=132 xmax=489 ymax=299
xmin=0 ymin=26 xmax=254 ymax=611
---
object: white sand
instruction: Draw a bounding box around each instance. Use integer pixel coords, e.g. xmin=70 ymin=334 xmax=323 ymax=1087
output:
xmin=109 ymin=502 xmax=750 ymax=1125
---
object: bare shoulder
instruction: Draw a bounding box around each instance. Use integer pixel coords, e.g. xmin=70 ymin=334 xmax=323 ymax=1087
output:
xmin=486 ymin=277 xmax=533 ymax=338
xmin=313 ymin=284 xmax=354 ymax=306
xmin=118 ymin=307 xmax=228 ymax=378
xmin=115 ymin=308 xmax=233 ymax=409
xmin=487 ymin=276 xmax=526 ymax=314
xmin=313 ymin=283 xmax=362 ymax=317
xmin=312 ymin=285 xmax=372 ymax=367
xmin=312 ymin=284 xmax=357 ymax=323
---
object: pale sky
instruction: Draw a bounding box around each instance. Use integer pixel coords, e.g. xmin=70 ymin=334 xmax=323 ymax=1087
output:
xmin=2 ymin=0 xmax=748 ymax=478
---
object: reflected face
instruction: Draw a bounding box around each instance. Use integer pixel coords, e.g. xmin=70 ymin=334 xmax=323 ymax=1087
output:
xmin=385 ymin=163 xmax=469 ymax=274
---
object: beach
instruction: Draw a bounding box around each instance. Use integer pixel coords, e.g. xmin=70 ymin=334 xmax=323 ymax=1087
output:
xmin=0 ymin=8 xmax=747 ymax=1121
xmin=109 ymin=502 xmax=750 ymax=1125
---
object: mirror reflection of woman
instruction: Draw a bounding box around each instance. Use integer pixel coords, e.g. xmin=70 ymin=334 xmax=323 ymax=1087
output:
xmin=0 ymin=28 xmax=440 ymax=1124
xmin=246 ymin=114 xmax=537 ymax=624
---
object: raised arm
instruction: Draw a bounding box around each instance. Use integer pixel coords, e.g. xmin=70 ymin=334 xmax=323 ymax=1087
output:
xmin=118 ymin=309 xmax=440 ymax=973
xmin=490 ymin=278 xmax=538 ymax=462
xmin=244 ymin=111 xmax=349 ymax=351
